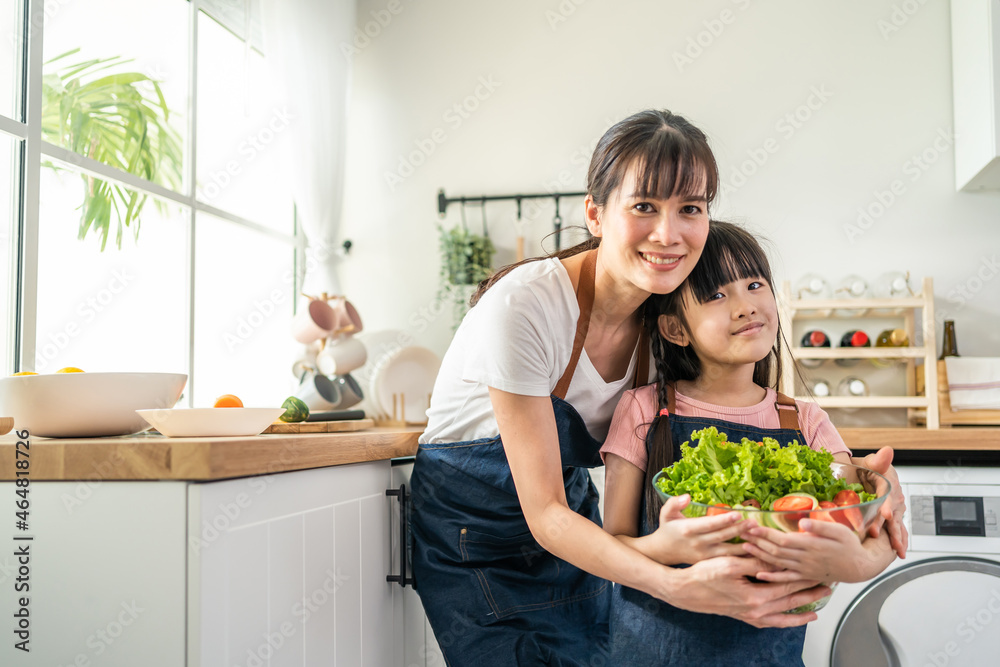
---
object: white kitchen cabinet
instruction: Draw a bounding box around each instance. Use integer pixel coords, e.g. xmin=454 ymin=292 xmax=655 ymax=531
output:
xmin=189 ymin=461 xmax=393 ymax=667
xmin=389 ymin=460 xmax=444 ymax=667
xmin=0 ymin=459 xmax=439 ymax=666
xmin=951 ymin=0 xmax=1000 ymax=191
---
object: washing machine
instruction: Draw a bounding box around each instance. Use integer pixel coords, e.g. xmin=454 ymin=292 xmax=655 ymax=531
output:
xmin=802 ymin=465 xmax=1000 ymax=667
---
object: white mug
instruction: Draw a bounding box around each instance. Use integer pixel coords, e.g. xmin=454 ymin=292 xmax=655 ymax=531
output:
xmin=294 ymin=370 xmax=342 ymax=411
xmin=316 ymin=336 xmax=367 ymax=376
xmin=291 ymin=298 xmax=339 ymax=344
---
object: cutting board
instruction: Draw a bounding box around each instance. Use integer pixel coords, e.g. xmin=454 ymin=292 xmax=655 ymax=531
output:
xmin=264 ymin=418 xmax=373 ymax=434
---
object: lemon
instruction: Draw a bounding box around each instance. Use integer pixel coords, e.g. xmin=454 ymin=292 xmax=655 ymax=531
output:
xmin=56 ymin=367 xmax=85 ymax=373
xmin=11 ymin=371 xmax=38 ymax=376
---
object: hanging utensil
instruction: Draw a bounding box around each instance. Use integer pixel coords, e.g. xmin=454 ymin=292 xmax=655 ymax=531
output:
xmin=480 ymin=196 xmax=489 ymax=238
xmin=514 ymin=197 xmax=525 ymax=261
xmin=553 ymin=196 xmax=563 ymax=251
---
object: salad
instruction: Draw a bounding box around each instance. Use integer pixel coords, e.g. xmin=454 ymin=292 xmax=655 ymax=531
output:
xmin=653 ymin=426 xmax=876 ymax=530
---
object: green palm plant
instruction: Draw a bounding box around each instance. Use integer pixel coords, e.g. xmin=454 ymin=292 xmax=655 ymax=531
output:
xmin=41 ymin=48 xmax=183 ymax=250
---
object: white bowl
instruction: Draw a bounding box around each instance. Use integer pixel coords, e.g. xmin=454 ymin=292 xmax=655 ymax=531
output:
xmin=136 ymin=408 xmax=285 ymax=437
xmin=0 ymin=372 xmax=188 ymax=438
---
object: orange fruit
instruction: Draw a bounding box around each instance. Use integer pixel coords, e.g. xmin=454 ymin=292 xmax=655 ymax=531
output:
xmin=56 ymin=367 xmax=84 ymax=373
xmin=213 ymin=394 xmax=243 ymax=408
xmin=11 ymin=371 xmax=38 ymax=376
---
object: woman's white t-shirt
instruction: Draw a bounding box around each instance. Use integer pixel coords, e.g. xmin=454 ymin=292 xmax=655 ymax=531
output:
xmin=419 ymin=258 xmax=648 ymax=445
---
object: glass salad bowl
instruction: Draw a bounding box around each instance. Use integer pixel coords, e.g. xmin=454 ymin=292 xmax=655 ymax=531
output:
xmin=652 ymin=461 xmax=892 ymax=613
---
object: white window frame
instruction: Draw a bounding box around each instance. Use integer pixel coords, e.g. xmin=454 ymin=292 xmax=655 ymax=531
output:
xmin=2 ymin=0 xmax=302 ymax=398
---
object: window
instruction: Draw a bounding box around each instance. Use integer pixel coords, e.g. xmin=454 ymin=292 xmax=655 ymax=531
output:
xmin=2 ymin=0 xmax=299 ymax=406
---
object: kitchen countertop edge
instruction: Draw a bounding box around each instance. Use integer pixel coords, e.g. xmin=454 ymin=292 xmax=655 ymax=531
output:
xmin=0 ymin=427 xmax=425 ymax=481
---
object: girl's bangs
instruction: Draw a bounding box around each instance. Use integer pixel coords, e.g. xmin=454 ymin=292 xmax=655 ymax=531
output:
xmin=631 ymin=131 xmax=718 ymax=203
xmin=687 ymin=225 xmax=773 ymax=303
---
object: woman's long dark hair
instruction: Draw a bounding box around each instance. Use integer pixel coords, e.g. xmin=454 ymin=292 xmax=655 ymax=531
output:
xmin=642 ymin=220 xmax=787 ymax=528
xmin=470 ymin=109 xmax=719 ymax=306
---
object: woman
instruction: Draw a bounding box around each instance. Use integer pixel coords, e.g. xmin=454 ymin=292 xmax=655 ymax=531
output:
xmin=410 ymin=109 xmax=906 ymax=666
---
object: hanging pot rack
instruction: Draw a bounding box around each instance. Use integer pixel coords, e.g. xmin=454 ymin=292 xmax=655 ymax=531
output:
xmin=437 ymin=188 xmax=587 ymax=250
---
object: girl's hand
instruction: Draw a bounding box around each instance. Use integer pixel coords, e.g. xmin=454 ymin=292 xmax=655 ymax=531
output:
xmin=854 ymin=447 xmax=908 ymax=559
xmin=740 ymin=520 xmax=897 ymax=584
xmin=645 ymin=495 xmax=753 ymax=565
xmin=666 ymin=555 xmax=829 ymax=628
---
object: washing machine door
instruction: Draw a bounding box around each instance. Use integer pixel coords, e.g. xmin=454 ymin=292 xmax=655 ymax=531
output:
xmin=831 ymin=556 xmax=1000 ymax=666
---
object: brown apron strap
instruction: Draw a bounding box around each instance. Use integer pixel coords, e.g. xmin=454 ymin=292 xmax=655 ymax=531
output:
xmin=665 ymin=383 xmax=677 ymax=415
xmin=553 ymin=250 xmax=597 ymax=400
xmin=774 ymin=391 xmax=800 ymax=431
xmin=632 ymin=326 xmax=649 ymax=390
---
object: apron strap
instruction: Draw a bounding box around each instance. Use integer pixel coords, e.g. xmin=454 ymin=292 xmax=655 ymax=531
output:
xmin=632 ymin=325 xmax=649 ymax=390
xmin=553 ymin=249 xmax=651 ymax=400
xmin=553 ymin=250 xmax=597 ymax=400
xmin=774 ymin=391 xmax=800 ymax=431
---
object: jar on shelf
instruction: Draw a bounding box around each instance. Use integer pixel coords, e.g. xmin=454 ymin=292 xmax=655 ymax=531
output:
xmin=835 ymin=329 xmax=871 ymax=367
xmin=811 ymin=378 xmax=832 ymax=398
xmin=837 ymin=376 xmax=869 ymax=397
xmin=833 ymin=275 xmax=871 ymax=316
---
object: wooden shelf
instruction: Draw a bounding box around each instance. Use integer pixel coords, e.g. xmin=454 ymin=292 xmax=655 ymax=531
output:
xmin=796 ymin=396 xmax=931 ymax=409
xmin=785 ymin=296 xmax=926 ymax=312
xmin=790 ymin=347 xmax=927 ymax=359
xmin=779 ymin=277 xmax=940 ymax=428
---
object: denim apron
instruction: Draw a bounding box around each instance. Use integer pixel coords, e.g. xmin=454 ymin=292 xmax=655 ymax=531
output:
xmin=410 ymin=250 xmax=647 ymax=667
xmin=610 ymin=385 xmax=808 ymax=667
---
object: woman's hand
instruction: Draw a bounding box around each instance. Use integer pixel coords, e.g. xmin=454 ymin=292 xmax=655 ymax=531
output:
xmin=854 ymin=447 xmax=908 ymax=558
xmin=664 ymin=555 xmax=830 ymax=628
xmin=640 ymin=495 xmax=753 ymax=565
xmin=740 ymin=520 xmax=897 ymax=584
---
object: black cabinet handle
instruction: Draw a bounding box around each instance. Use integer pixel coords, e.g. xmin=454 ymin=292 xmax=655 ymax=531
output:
xmin=386 ymin=484 xmax=415 ymax=588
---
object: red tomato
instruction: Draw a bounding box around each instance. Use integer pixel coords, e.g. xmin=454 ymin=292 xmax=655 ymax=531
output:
xmin=706 ymin=504 xmax=731 ymax=516
xmin=834 ymin=489 xmax=860 ymax=507
xmin=742 ymin=499 xmax=761 ymax=509
xmin=805 ymin=510 xmax=838 ymax=527
xmin=772 ymin=495 xmax=815 ymax=512
xmin=831 ymin=506 xmax=864 ymax=531
xmin=818 ymin=501 xmax=837 ymax=509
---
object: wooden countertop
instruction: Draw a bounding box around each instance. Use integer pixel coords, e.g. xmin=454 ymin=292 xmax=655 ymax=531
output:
xmin=839 ymin=427 xmax=1000 ymax=452
xmin=3 ymin=426 xmax=998 ymax=482
xmin=0 ymin=427 xmax=424 ymax=481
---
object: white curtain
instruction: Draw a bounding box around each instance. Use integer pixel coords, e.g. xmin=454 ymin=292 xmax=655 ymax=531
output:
xmin=261 ymin=0 xmax=355 ymax=296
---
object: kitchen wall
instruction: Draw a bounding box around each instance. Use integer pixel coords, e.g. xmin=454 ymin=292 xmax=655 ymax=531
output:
xmin=338 ymin=0 xmax=1000 ymax=369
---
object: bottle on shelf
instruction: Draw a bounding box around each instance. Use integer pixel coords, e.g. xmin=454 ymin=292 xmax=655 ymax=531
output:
xmin=799 ymin=329 xmax=831 ymax=368
xmin=793 ymin=273 xmax=831 ymax=316
xmin=939 ymin=320 xmax=960 ymax=359
xmin=837 ymin=376 xmax=869 ymax=397
xmin=811 ymin=378 xmax=832 ymax=398
xmin=872 ymin=328 xmax=910 ymax=368
xmin=833 ymin=274 xmax=871 ymax=316
xmin=871 ymin=271 xmax=914 ymax=315
xmin=835 ymin=329 xmax=871 ymax=367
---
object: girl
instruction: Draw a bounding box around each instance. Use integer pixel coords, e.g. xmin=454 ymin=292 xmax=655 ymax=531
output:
xmin=601 ymin=220 xmax=898 ymax=666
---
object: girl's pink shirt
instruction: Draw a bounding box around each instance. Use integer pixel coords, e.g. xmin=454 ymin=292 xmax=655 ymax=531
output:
xmin=600 ymin=384 xmax=851 ymax=472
